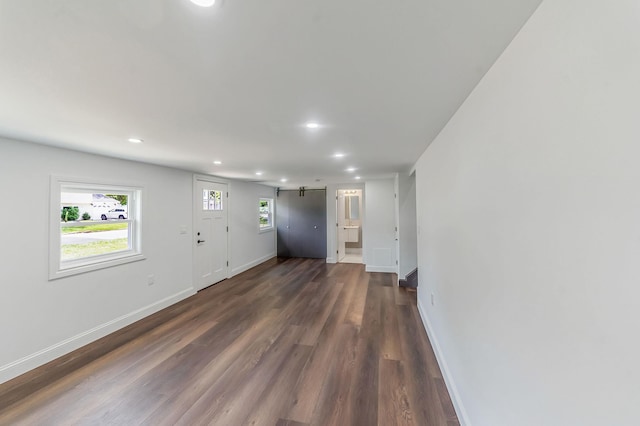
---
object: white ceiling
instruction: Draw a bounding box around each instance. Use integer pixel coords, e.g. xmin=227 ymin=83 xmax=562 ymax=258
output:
xmin=0 ymin=0 xmax=541 ymax=188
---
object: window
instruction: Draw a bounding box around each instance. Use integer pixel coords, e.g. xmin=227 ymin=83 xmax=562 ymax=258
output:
xmin=50 ymin=176 xmax=144 ymax=279
xmin=259 ymin=198 xmax=273 ymax=231
xmin=203 ymin=189 xmax=223 ymax=210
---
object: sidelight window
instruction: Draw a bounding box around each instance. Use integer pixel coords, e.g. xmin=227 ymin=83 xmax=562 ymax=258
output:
xmin=259 ymin=198 xmax=273 ymax=231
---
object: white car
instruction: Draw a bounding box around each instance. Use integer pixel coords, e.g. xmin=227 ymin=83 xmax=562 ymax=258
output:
xmin=101 ymin=208 xmax=127 ymax=220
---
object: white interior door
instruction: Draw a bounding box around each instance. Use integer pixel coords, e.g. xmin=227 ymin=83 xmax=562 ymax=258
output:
xmin=195 ymin=179 xmax=228 ymax=290
xmin=337 ymin=192 xmax=346 ymax=262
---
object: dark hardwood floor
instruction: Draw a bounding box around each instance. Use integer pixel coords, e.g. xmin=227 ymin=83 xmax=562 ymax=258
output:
xmin=0 ymin=258 xmax=459 ymax=426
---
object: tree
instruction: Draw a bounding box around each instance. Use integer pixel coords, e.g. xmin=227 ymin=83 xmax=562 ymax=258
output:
xmin=106 ymin=194 xmax=128 ymax=206
xmin=61 ymin=206 xmax=79 ymax=222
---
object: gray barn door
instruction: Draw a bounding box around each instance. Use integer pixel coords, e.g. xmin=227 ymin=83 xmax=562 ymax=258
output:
xmin=277 ymin=189 xmax=327 ymax=259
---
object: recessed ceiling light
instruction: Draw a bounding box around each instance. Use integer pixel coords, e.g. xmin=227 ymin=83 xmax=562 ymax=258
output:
xmin=305 ymin=122 xmax=320 ymax=129
xmin=128 ymin=138 xmax=143 ymax=144
xmin=190 ymin=0 xmax=216 ymax=7
xmin=255 ymin=171 xmax=263 ymax=176
xmin=333 ymin=153 xmax=345 ymax=158
xmin=280 ymin=178 xmax=288 ymax=182
xmin=346 ymin=167 xmax=356 ymax=172
xmin=213 ymin=160 xmax=222 ymax=165
xmin=355 ymin=176 xmax=361 ymax=180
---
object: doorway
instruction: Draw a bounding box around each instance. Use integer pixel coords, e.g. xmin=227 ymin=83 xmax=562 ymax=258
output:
xmin=194 ymin=178 xmax=229 ymax=290
xmin=337 ymin=189 xmax=362 ymax=264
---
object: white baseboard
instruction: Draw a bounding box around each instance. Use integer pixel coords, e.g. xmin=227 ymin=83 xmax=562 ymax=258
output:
xmin=326 ymin=257 xmax=336 ymax=264
xmin=365 ymin=265 xmax=397 ymax=273
xmin=0 ymin=288 xmax=195 ymax=385
xmin=231 ymin=253 xmax=276 ymax=277
xmin=417 ymin=299 xmax=471 ymax=426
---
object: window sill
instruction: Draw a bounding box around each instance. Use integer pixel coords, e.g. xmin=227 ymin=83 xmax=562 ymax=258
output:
xmin=50 ymin=253 xmax=146 ymax=280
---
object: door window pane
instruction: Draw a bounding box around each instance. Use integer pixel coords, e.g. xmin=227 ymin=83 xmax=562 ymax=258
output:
xmin=203 ymin=189 xmax=223 ymax=210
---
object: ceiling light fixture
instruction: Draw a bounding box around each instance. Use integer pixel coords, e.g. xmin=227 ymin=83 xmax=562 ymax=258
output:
xmin=255 ymin=171 xmax=263 ymax=176
xmin=128 ymin=138 xmax=143 ymax=144
xmin=213 ymin=160 xmax=222 ymax=165
xmin=305 ymin=122 xmax=320 ymax=129
xmin=333 ymin=153 xmax=345 ymax=158
xmin=280 ymin=178 xmax=288 ymax=182
xmin=355 ymin=176 xmax=361 ymax=180
xmin=346 ymin=167 xmax=356 ymax=172
xmin=190 ymin=0 xmax=216 ymax=7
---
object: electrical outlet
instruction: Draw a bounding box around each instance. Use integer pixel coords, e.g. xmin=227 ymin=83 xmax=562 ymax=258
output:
xmin=148 ymin=274 xmax=155 ymax=286
xmin=431 ymin=292 xmax=435 ymax=306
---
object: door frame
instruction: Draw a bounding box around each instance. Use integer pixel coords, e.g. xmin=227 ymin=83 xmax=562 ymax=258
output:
xmin=325 ymin=182 xmax=365 ymax=264
xmin=336 ymin=188 xmax=363 ymax=264
xmin=337 ymin=191 xmax=346 ymax=262
xmin=193 ymin=174 xmax=231 ymax=289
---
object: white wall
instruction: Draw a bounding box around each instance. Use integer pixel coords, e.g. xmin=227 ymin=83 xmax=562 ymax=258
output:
xmin=397 ymin=172 xmax=417 ymax=280
xmin=364 ymin=178 xmax=397 ymax=273
xmin=415 ymin=1 xmax=640 ymax=425
xmin=0 ymin=137 xmax=193 ymax=383
xmin=0 ymin=137 xmax=276 ymax=384
xmin=229 ymin=180 xmax=276 ymax=275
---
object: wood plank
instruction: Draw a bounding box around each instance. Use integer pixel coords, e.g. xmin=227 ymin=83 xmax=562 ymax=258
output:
xmin=284 ymin=276 xmax=359 ymax=423
xmin=380 ymin=286 xmax=403 ymax=361
xmin=379 ymin=359 xmax=414 ymax=426
xmin=241 ymin=344 xmax=314 ymax=426
xmin=295 ymin=280 xmax=343 ymax=346
xmin=276 ymin=419 xmax=309 ymax=426
xmin=344 ymin=265 xmax=368 ymax=327
xmin=174 ymin=325 xmax=305 ymax=425
xmin=0 ymin=258 xmax=459 ymax=426
xmin=308 ymin=324 xmax=360 ymax=426
xmin=0 ymin=313 xmax=218 ymax=425
xmin=344 ymin=280 xmax=383 ymax=426
xmin=397 ymin=304 xmax=456 ymax=425
xmin=435 ymin=377 xmax=460 ymax=424
xmin=394 ymin=285 xmax=413 ymax=306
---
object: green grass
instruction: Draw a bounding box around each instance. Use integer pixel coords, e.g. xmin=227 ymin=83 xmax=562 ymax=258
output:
xmin=61 ymin=222 xmax=128 ymax=234
xmin=61 ymin=238 xmax=129 ymax=261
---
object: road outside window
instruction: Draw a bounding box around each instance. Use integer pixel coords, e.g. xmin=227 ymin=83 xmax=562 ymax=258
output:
xmin=60 ymin=192 xmax=130 ymax=261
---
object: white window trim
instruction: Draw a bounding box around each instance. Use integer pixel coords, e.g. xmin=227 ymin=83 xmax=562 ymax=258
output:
xmin=259 ymin=197 xmax=274 ymax=233
xmin=49 ymin=176 xmax=145 ymax=280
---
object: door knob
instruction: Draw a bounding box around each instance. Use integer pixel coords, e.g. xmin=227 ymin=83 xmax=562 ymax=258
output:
xmin=197 ymin=239 xmax=205 ymax=243
xmin=314 ymin=225 xmax=317 ymax=229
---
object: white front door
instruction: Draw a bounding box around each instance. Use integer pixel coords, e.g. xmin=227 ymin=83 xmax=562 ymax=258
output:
xmin=195 ymin=179 xmax=228 ymax=290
